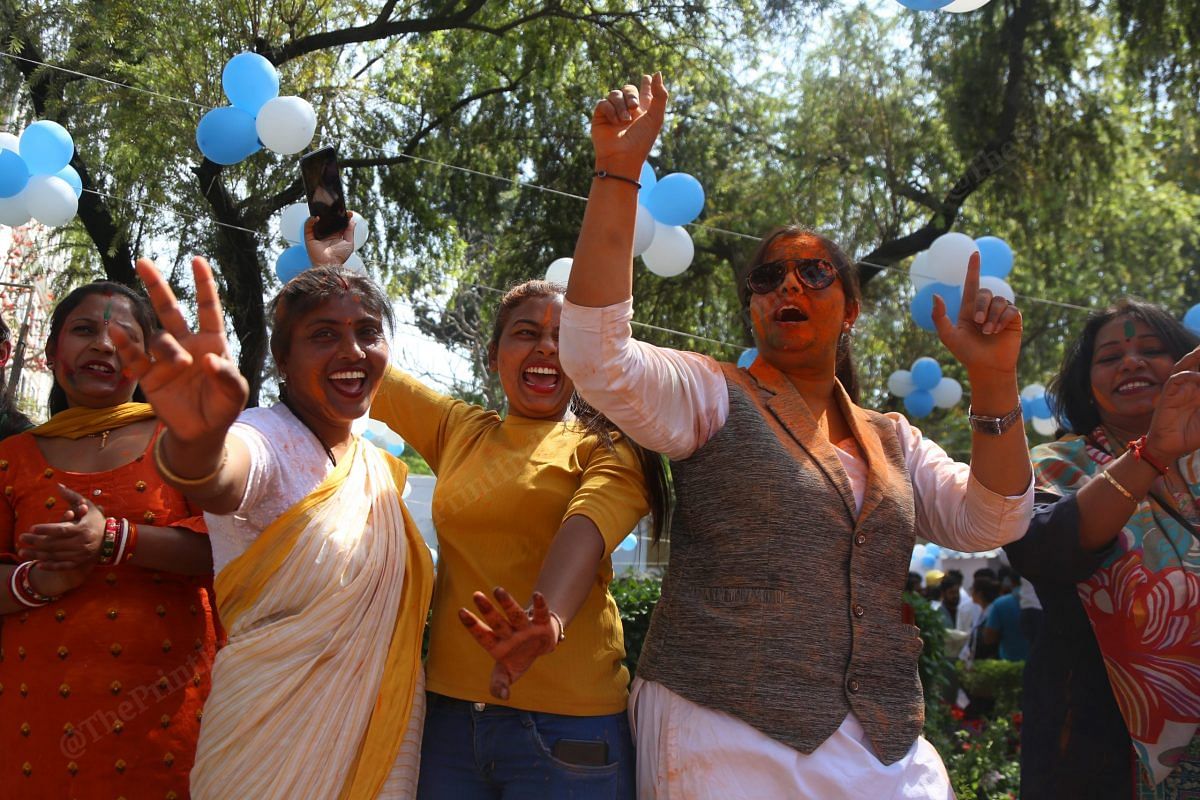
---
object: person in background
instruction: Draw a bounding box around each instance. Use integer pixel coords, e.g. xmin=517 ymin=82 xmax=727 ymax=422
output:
xmin=923 ymin=569 xmax=945 ymax=604
xmin=936 ymin=569 xmax=964 ymax=628
xmin=961 ymin=576 xmax=1001 ymax=664
xmin=905 ymin=571 xmax=923 ymax=594
xmin=982 ymin=570 xmax=1029 ymax=662
xmin=0 ymin=314 xmax=33 ymax=439
xmin=1007 ymin=298 xmax=1200 ymax=798
xmin=0 ymin=281 xmax=218 ymax=800
xmin=955 ymin=570 xmax=983 ymax=634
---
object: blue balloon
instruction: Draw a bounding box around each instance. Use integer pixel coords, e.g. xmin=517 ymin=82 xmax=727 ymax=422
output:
xmin=911 ymin=357 xmax=942 ymax=391
xmin=1020 ymin=397 xmax=1033 ymax=417
xmin=896 ymin=0 xmax=954 ymax=8
xmin=910 ymin=282 xmax=961 ymax=332
xmin=0 ymin=150 xmax=30 ymax=198
xmin=924 ymin=543 xmax=941 ymax=556
xmin=276 ymin=244 xmax=312 ymax=283
xmin=976 ymin=236 xmax=1014 ymax=279
xmin=19 ymin=121 xmax=73 ymax=175
xmin=737 ymin=347 xmax=757 ymax=368
xmin=642 ymin=173 xmax=705 ymax=226
xmin=904 ymin=389 xmax=936 ymax=418
xmin=920 ymin=554 xmax=937 ymax=569
xmin=55 ymin=165 xmax=82 ymax=198
xmin=639 ymin=162 xmax=657 ymax=194
xmin=222 ymin=52 xmax=280 ymax=114
xmin=1028 ymin=395 xmax=1051 ymax=419
xmin=196 ymin=107 xmax=261 ymax=165
xmin=1184 ymin=303 xmax=1200 ymax=336
xmin=619 ymin=533 xmax=638 ymax=552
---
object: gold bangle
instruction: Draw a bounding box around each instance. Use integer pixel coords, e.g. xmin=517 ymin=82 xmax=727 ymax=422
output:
xmin=154 ymin=433 xmax=227 ymax=487
xmin=1098 ymin=468 xmax=1137 ymax=503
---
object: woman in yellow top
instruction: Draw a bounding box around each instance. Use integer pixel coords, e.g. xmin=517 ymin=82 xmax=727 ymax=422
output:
xmin=363 ymin=274 xmax=665 ymax=798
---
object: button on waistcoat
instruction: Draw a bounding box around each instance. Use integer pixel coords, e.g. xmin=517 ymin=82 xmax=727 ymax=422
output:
xmin=637 ymin=361 xmax=925 ymax=764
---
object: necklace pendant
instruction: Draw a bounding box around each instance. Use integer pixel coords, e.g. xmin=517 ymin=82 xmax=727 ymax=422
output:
xmin=99 ymin=430 xmax=110 ymax=450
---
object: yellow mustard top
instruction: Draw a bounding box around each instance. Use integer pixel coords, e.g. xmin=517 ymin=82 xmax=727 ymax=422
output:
xmin=371 ymin=367 xmax=650 ymax=715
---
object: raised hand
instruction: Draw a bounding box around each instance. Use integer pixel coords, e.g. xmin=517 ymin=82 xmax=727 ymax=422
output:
xmin=932 ymin=251 xmax=1022 ymax=378
xmin=458 ymin=587 xmax=561 ymax=701
xmin=112 ymin=257 xmax=248 ymax=446
xmin=303 ymin=215 xmax=355 ymax=267
xmin=1147 ymin=346 xmax=1200 ymax=462
xmin=17 ymin=483 xmax=102 ymax=571
xmin=591 ymin=72 xmax=669 ymax=176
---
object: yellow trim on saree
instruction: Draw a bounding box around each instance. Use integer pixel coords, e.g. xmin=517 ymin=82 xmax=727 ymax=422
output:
xmin=32 ymin=402 xmax=155 ymax=438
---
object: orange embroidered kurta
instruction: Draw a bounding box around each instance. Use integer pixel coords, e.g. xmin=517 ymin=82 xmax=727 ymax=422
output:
xmin=0 ymin=429 xmax=220 ymax=799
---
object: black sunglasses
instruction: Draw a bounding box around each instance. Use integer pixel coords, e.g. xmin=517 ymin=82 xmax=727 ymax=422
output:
xmin=745 ymin=258 xmax=838 ymax=295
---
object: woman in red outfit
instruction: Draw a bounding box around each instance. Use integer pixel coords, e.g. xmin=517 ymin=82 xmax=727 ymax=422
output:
xmin=0 ymin=281 xmax=219 ymax=799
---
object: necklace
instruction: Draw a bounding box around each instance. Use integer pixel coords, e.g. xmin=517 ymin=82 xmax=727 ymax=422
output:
xmin=86 ymin=429 xmax=112 ymax=449
xmin=280 ymin=398 xmax=337 ymax=467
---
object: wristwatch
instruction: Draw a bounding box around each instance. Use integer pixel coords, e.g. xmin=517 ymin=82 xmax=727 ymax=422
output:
xmin=967 ymin=405 xmax=1023 ymax=436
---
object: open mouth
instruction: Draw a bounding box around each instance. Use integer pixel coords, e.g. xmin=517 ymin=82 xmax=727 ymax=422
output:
xmin=80 ymin=361 xmax=117 ymax=377
xmin=774 ymin=304 xmax=808 ymax=323
xmin=329 ymin=369 xmax=368 ymax=398
xmin=1115 ymin=378 xmax=1155 ymax=395
xmin=522 ymin=365 xmax=561 ymax=395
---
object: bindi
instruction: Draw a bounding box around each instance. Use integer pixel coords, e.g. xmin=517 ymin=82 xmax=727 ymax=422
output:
xmin=1123 ymin=319 xmax=1136 ymax=340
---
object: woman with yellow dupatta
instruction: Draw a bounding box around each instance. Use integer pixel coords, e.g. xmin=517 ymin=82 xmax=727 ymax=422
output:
xmin=114 ymin=255 xmax=433 ymax=800
xmin=0 ymin=281 xmax=218 ymax=800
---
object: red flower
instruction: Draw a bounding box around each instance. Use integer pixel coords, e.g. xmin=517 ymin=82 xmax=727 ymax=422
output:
xmin=950 ymin=706 xmax=965 ymax=721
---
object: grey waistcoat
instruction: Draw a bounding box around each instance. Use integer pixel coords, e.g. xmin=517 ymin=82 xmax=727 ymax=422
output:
xmin=637 ymin=361 xmax=924 ymax=765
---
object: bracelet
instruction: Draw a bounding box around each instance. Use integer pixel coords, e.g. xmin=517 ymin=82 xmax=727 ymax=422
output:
xmin=10 ymin=561 xmax=58 ymax=607
xmin=120 ymin=522 xmax=138 ymax=564
xmin=548 ymin=610 xmax=566 ymax=643
xmin=98 ymin=517 xmax=119 ymax=565
xmin=1128 ymin=435 xmax=1171 ymax=475
xmin=154 ymin=434 xmax=228 ymax=487
xmin=1098 ymin=469 xmax=1137 ymax=503
xmin=593 ymin=170 xmax=642 ymax=190
xmin=967 ymin=405 xmax=1023 ymax=436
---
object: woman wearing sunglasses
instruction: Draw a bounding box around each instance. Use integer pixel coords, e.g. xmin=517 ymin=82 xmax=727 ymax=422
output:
xmin=557 ymin=73 xmax=1035 ymax=798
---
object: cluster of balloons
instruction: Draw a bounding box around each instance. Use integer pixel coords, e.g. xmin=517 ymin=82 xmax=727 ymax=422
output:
xmin=275 ymin=205 xmax=371 ymax=282
xmin=896 ymin=0 xmax=993 ymax=11
xmin=1020 ymin=384 xmax=1059 ymax=437
xmin=910 ymin=542 xmax=943 ymax=573
xmin=888 ymin=357 xmax=963 ymax=419
xmin=909 ymin=233 xmax=1014 ymax=332
xmin=196 ymin=53 xmax=317 ymax=166
xmin=1184 ymin=303 xmax=1200 ymax=336
xmin=0 ymin=121 xmax=81 ymax=228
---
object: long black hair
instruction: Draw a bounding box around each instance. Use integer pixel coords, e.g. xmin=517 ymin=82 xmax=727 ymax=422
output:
xmin=1048 ymin=297 xmax=1199 ymax=436
xmin=0 ymin=314 xmax=32 ymax=438
xmin=489 ymin=279 xmax=673 ymax=543
xmin=736 ymin=226 xmax=863 ymax=403
xmin=46 ymin=282 xmax=156 ymax=416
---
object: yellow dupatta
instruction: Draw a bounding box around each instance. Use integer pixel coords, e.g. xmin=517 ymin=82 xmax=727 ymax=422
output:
xmin=32 ymin=402 xmax=155 ymax=438
xmin=203 ymin=437 xmax=433 ymax=800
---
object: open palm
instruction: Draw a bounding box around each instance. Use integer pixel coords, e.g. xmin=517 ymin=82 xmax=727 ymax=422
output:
xmin=113 ymin=257 xmax=248 ymax=445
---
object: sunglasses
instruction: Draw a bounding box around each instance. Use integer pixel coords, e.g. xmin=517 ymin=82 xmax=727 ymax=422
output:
xmin=745 ymin=258 xmax=838 ymax=295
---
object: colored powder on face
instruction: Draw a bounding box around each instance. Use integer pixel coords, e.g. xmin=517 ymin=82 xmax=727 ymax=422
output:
xmin=1123 ymin=319 xmax=1136 ymax=340
xmin=102 ymin=300 xmax=113 ymax=324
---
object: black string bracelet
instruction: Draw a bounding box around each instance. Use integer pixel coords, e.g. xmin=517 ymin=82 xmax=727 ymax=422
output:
xmin=593 ymin=170 xmax=642 ymax=189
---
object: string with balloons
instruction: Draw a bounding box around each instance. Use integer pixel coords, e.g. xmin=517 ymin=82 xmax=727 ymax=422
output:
xmin=273 ymin=205 xmax=371 ymax=282
xmin=1020 ymin=383 xmax=1061 ymax=437
xmin=910 ymin=542 xmax=942 ymax=573
xmin=888 ymin=356 xmax=963 ymax=419
xmin=195 ymin=53 xmax=317 ymax=165
xmin=895 ymin=0 xmax=994 ymax=12
xmin=909 ymin=232 xmax=1014 ymax=332
xmin=0 ymin=121 xmax=81 ymax=228
xmin=543 ymin=161 xmax=706 ymax=284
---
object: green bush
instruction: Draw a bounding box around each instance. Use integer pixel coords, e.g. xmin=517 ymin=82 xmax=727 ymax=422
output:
xmin=958 ymin=659 xmax=1025 ymax=716
xmin=611 ymin=573 xmax=662 ymax=680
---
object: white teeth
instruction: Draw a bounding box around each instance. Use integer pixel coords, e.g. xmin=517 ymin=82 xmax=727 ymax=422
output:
xmin=524 ymin=366 xmax=558 ymax=375
xmin=85 ymin=363 xmax=114 ymax=373
xmin=1118 ymin=380 xmax=1151 ymax=391
xmin=330 ymin=370 xmax=366 ymax=380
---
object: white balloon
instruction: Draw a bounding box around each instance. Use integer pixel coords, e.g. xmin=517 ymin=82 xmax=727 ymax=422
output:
xmin=888 ymin=369 xmax=916 ymax=397
xmin=941 ymin=0 xmax=992 ymax=10
xmin=931 ymin=377 xmax=963 ymax=409
xmin=642 ymin=223 xmax=694 ymax=277
xmin=24 ymin=175 xmax=77 ymax=226
xmin=1020 ymin=383 xmax=1046 ymax=400
xmin=545 ymin=257 xmax=573 ymax=284
xmin=1031 ymin=415 xmax=1058 ymax=436
xmin=350 ymin=211 xmax=368 ymax=250
xmin=910 ymin=251 xmax=934 ymax=291
xmin=978 ymin=276 xmax=1015 ymax=303
xmin=402 ymin=479 xmax=413 ymax=500
xmin=343 ymin=252 xmax=366 ymax=273
xmin=925 ymin=232 xmax=979 ymax=287
xmin=366 ymin=418 xmax=405 ymax=451
xmin=280 ymin=202 xmax=309 ymax=243
xmin=255 ymin=96 xmax=317 ymax=155
xmin=0 ymin=190 xmax=31 ymax=227
xmin=633 ymin=203 xmax=656 ymax=256
xmin=0 ymin=132 xmax=18 ymax=153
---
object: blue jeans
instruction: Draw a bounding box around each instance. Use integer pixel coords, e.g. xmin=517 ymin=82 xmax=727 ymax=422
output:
xmin=416 ymin=692 xmax=635 ymax=800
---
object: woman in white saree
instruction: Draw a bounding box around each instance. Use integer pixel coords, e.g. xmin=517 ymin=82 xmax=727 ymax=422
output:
xmin=112 ymin=255 xmax=433 ymax=800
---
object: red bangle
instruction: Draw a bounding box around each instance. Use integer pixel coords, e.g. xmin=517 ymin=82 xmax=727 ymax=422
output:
xmin=10 ymin=561 xmax=57 ymax=607
xmin=1128 ymin=435 xmax=1171 ymax=475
